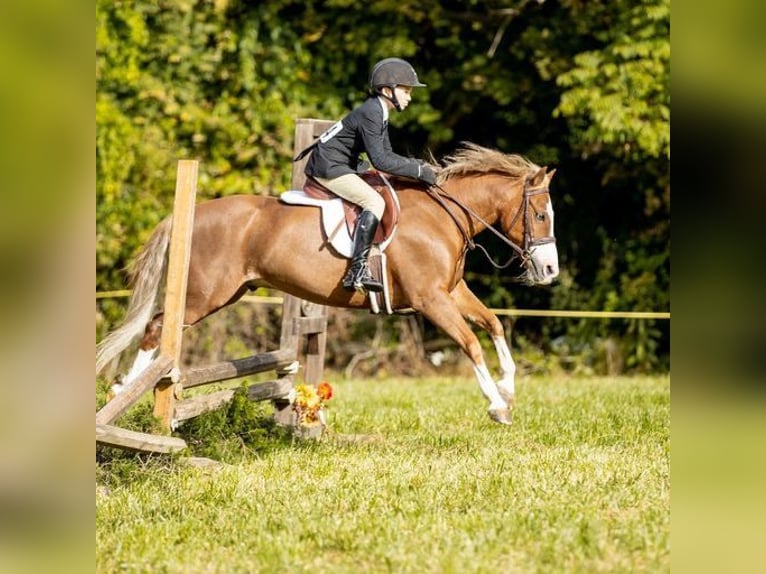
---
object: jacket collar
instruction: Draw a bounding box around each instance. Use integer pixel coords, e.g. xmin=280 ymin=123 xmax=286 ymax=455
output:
xmin=377 ymin=96 xmax=390 ymax=122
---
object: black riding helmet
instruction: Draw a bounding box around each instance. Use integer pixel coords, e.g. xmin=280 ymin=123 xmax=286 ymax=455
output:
xmin=369 ymin=58 xmax=426 ymax=111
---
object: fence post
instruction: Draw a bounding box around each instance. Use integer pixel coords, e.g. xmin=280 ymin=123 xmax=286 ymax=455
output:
xmin=153 ymin=159 xmax=198 ymax=429
xmin=273 ymin=119 xmax=333 ymax=426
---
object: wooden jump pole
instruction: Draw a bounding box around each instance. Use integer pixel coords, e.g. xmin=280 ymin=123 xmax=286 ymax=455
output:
xmin=95 ymin=355 xmax=174 ymax=426
xmin=96 ymin=423 xmax=187 ymax=454
xmin=153 ymin=159 xmax=199 ymax=429
xmin=96 ymin=161 xmax=197 ymax=430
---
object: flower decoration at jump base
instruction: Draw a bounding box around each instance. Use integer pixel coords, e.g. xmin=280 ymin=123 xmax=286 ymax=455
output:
xmin=291 ymin=381 xmax=334 ymax=428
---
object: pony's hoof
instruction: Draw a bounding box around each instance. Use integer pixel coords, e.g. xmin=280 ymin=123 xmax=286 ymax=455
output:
xmin=105 ymin=376 xmax=123 ymax=402
xmin=488 ymin=408 xmax=512 ymax=425
xmin=498 ymin=387 xmax=515 ymax=408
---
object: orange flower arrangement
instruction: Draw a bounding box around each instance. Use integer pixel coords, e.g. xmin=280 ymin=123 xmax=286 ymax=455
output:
xmin=317 ymin=381 xmax=333 ymax=401
xmin=292 ymin=381 xmax=334 ymax=427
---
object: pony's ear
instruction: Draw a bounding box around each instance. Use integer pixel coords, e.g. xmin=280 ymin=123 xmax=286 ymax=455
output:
xmin=530 ymin=167 xmax=547 ymax=187
xmin=545 ymin=167 xmax=556 ymax=185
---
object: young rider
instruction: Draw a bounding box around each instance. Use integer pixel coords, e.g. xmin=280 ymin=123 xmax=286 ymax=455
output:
xmin=301 ymin=57 xmax=438 ymax=293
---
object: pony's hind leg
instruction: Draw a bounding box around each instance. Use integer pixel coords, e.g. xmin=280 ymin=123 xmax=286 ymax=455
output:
xmin=449 ymin=280 xmax=516 ymax=407
xmin=110 ymin=314 xmax=163 ymax=396
xmin=109 ymin=285 xmax=246 ymax=397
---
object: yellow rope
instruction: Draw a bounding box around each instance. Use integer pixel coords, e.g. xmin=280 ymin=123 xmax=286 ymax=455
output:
xmin=96 ymin=291 xmax=670 ymax=319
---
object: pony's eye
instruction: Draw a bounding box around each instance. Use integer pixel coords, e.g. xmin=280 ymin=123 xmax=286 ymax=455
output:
xmin=535 ymin=213 xmax=546 ymax=222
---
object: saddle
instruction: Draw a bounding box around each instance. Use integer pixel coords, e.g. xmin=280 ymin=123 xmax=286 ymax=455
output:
xmin=279 ymin=171 xmax=401 ymax=258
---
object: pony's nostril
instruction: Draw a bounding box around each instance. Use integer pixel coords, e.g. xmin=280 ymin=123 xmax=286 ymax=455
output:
xmin=545 ymin=264 xmax=557 ymax=276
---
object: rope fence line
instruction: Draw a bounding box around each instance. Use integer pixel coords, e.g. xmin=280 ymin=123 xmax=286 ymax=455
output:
xmin=491 ymin=309 xmax=669 ymax=319
xmin=96 ymin=290 xmax=670 ymax=320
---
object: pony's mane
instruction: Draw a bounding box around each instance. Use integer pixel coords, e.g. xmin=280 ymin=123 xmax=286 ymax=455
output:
xmin=437 ymin=143 xmax=540 ymax=183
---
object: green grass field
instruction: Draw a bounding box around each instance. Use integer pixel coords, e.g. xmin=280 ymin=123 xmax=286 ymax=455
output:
xmin=96 ymin=375 xmax=669 ymax=573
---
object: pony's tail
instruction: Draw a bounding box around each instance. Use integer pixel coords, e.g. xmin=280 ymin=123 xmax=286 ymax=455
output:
xmin=96 ymin=218 xmax=172 ymax=377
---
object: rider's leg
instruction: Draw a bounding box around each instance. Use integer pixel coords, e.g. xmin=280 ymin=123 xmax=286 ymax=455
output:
xmin=314 ymin=174 xmax=385 ymax=292
xmin=345 ymin=210 xmax=383 ymax=292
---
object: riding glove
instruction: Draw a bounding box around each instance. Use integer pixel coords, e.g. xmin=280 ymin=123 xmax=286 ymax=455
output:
xmin=418 ymin=164 xmax=437 ymax=186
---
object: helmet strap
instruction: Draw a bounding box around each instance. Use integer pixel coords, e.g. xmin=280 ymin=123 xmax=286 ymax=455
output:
xmin=378 ymin=86 xmax=403 ymax=112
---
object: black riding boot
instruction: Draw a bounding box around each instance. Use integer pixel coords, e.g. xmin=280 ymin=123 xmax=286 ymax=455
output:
xmin=343 ymin=210 xmax=384 ymax=293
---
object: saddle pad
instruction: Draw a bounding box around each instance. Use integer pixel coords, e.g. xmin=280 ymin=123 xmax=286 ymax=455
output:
xmin=280 ymin=191 xmax=354 ymax=257
xmin=280 ymin=188 xmax=399 ymax=259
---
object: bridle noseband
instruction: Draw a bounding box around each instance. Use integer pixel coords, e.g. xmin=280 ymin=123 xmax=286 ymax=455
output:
xmin=426 ymin=176 xmax=555 ymax=270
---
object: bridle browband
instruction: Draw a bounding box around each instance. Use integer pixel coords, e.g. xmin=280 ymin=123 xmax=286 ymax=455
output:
xmin=425 ymin=175 xmax=555 ymax=270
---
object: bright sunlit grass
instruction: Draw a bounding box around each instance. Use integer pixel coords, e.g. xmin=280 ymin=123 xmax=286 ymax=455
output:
xmin=96 ymin=375 xmax=669 ymax=573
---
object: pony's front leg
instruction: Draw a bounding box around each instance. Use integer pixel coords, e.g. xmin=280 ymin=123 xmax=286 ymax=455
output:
xmin=472 ymin=362 xmax=512 ymax=425
xmin=492 ymin=335 xmax=516 ymax=408
xmin=450 ymin=280 xmax=516 ymax=406
xmin=417 ymin=290 xmax=511 ymax=425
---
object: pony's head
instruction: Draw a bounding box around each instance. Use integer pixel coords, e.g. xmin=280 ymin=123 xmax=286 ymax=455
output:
xmin=439 ymin=142 xmax=559 ymax=285
xmin=513 ymin=166 xmax=559 ymax=285
xmin=436 ymin=143 xmax=560 ymax=285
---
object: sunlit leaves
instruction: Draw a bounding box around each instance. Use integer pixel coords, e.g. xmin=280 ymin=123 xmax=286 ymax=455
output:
xmin=554 ymin=0 xmax=670 ymax=160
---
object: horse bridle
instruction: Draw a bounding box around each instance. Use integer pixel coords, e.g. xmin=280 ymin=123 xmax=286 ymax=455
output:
xmin=426 ymin=176 xmax=556 ymax=270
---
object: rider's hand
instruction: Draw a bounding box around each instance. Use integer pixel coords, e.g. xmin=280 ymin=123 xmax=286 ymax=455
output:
xmin=418 ymin=164 xmax=437 ymax=186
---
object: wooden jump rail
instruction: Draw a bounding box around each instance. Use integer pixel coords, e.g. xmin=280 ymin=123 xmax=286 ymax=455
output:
xmin=96 ymin=119 xmax=333 ymax=454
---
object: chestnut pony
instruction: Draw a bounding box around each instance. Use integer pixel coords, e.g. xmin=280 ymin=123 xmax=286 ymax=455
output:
xmin=97 ymin=144 xmax=559 ymax=424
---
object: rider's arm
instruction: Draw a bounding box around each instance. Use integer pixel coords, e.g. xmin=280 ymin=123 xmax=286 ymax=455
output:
xmin=358 ymin=102 xmax=422 ymax=179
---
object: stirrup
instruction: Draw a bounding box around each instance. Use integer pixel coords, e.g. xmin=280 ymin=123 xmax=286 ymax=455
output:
xmin=342 ymin=265 xmax=363 ymax=291
xmin=359 ymin=272 xmax=383 ymax=293
xmin=343 ymin=263 xmax=383 ymax=293
xmin=355 ymin=263 xmax=383 ymax=293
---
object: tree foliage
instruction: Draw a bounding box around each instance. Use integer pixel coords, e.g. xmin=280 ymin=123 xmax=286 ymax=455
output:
xmin=555 ymin=0 xmax=670 ymax=161
xmin=96 ymin=0 xmax=670 ymax=372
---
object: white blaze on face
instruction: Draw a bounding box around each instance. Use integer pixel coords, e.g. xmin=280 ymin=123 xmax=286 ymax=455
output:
xmin=530 ymin=197 xmax=559 ymax=284
xmin=547 ymin=197 xmax=554 ymax=229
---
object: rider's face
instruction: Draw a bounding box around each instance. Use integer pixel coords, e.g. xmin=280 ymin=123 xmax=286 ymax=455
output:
xmin=382 ymin=85 xmax=413 ymax=110
xmin=393 ymin=85 xmax=413 ymax=109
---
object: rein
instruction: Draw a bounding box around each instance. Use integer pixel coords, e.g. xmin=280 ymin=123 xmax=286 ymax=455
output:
xmin=423 ymin=186 xmax=477 ymax=251
xmin=426 ymin=177 xmax=554 ymax=270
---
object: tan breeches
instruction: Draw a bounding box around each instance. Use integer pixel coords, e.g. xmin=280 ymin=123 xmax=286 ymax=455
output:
xmin=314 ymin=173 xmax=385 ymax=219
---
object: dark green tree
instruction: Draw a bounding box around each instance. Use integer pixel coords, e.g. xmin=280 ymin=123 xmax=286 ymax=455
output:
xmin=96 ymin=0 xmax=670 ymax=372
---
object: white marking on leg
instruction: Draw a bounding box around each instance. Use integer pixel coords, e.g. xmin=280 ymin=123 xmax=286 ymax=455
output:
xmin=493 ymin=335 xmax=516 ymax=398
xmin=124 ymin=347 xmax=158 ymax=384
xmin=473 ymin=363 xmax=507 ymax=410
xmin=111 ymin=348 xmax=157 ymax=396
